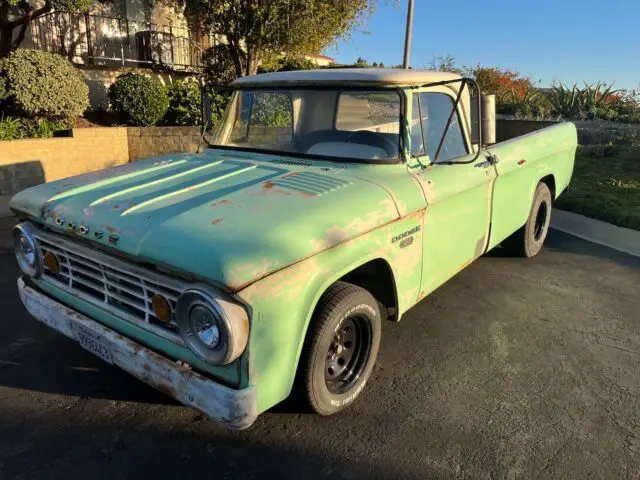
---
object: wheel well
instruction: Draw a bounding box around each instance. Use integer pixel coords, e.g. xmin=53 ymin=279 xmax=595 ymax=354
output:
xmin=539 ymin=174 xmax=556 ymax=201
xmin=338 ymin=259 xmax=398 ymax=321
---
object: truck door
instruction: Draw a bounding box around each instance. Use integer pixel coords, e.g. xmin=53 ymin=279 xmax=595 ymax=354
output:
xmin=408 ymin=91 xmax=497 ymax=297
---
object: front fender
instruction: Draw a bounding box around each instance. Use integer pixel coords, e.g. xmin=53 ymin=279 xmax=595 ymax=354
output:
xmin=236 ymin=209 xmax=425 ymax=414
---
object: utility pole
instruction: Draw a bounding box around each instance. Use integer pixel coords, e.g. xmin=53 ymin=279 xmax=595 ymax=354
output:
xmin=402 ymin=0 xmax=414 ymax=69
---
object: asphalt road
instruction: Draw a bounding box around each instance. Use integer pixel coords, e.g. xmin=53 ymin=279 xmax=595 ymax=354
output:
xmin=1 ymin=231 xmax=639 ymax=479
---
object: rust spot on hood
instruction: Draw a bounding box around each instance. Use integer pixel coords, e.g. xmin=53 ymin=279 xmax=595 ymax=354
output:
xmin=262 ymin=181 xmax=275 ymax=190
xmin=210 ymin=199 xmax=233 ymax=207
xmin=211 ymin=218 xmax=224 ymax=225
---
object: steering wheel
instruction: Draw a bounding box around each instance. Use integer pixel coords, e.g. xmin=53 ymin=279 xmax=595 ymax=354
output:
xmin=347 ymin=130 xmax=398 ymax=158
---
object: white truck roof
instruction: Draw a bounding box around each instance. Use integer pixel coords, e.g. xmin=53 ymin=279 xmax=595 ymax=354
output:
xmin=232 ymin=68 xmax=462 ymax=87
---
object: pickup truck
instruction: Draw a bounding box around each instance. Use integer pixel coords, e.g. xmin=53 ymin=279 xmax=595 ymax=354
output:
xmin=10 ymin=69 xmax=577 ymax=429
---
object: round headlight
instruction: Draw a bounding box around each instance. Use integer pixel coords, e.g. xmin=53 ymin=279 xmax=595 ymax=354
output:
xmin=13 ymin=224 xmax=42 ymax=277
xmin=176 ymin=288 xmax=248 ymax=365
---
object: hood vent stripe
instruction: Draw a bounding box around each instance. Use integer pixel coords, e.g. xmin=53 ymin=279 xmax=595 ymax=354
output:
xmin=48 ymin=159 xmax=188 ymax=202
xmin=90 ymin=160 xmax=224 ymax=207
xmin=270 ymin=159 xmax=312 ymax=167
xmin=272 ymin=172 xmax=351 ymax=196
xmin=121 ymin=164 xmax=257 ymax=216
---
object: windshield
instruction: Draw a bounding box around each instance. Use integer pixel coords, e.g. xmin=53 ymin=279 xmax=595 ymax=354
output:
xmin=207 ymin=88 xmax=402 ymax=162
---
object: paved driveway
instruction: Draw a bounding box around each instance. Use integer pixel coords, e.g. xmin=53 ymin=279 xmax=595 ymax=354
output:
xmin=1 ymin=231 xmax=639 ymax=479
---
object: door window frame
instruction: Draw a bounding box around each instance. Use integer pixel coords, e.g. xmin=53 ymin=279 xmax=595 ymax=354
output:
xmin=407 ymin=77 xmax=483 ymax=165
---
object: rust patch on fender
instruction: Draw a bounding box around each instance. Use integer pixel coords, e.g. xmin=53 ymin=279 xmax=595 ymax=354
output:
xmin=211 ymin=218 xmax=224 ymax=225
xmin=262 ymin=181 xmax=275 ymax=190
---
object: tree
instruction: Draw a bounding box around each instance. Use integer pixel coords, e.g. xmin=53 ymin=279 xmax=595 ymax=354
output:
xmin=178 ymin=0 xmax=376 ymax=78
xmin=0 ymin=0 xmax=94 ymax=57
xmin=428 ymin=54 xmax=463 ymax=74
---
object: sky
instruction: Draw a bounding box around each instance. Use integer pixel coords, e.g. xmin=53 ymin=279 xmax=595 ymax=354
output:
xmin=323 ymin=0 xmax=640 ymax=90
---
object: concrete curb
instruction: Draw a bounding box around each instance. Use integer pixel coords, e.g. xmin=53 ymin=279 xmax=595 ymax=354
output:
xmin=551 ymin=209 xmax=640 ymax=258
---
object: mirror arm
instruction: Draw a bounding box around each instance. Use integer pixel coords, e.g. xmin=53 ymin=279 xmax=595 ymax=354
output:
xmin=433 ymin=78 xmax=466 ymax=163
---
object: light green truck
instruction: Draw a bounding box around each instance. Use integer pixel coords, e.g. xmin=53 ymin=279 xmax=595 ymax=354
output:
xmin=11 ymin=69 xmax=577 ymax=429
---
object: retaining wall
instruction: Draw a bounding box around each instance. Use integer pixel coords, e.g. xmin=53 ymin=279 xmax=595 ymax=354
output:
xmin=0 ymin=126 xmax=201 ymax=195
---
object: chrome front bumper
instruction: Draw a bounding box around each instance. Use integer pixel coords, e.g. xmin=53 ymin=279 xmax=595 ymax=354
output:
xmin=18 ymin=278 xmax=257 ymax=430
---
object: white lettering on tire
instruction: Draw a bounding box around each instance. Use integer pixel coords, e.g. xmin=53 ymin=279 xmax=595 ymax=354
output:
xmin=333 ymin=304 xmax=376 ymax=333
xmin=329 ymin=380 xmax=367 ymax=407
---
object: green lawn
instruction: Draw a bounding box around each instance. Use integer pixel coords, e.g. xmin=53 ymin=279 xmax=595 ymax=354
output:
xmin=556 ymin=147 xmax=640 ymax=231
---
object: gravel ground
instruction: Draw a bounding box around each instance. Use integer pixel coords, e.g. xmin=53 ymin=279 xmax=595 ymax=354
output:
xmin=1 ymin=231 xmax=639 ymax=479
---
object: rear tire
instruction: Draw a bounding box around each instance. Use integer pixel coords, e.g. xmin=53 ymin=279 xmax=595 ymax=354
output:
xmin=296 ymin=281 xmax=381 ymax=416
xmin=503 ymin=182 xmax=552 ymax=258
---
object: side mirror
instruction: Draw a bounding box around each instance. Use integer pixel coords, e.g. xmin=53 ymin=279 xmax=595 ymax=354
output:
xmin=201 ymin=87 xmax=213 ymax=133
xmin=471 ymin=94 xmax=496 ymax=146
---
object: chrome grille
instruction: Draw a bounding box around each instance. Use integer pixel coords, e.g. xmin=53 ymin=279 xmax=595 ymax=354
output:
xmin=34 ymin=232 xmax=185 ymax=345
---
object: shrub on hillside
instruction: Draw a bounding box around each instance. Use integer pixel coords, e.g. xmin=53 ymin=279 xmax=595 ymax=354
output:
xmin=108 ymin=73 xmax=169 ymax=126
xmin=1 ymin=49 xmax=88 ymax=126
xmin=164 ymin=80 xmax=202 ymax=126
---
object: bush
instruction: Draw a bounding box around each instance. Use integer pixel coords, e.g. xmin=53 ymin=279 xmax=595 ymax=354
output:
xmin=1 ymin=49 xmax=88 ymax=126
xmin=0 ymin=114 xmax=64 ymax=141
xmin=108 ymin=73 xmax=169 ymax=126
xmin=470 ymin=65 xmax=536 ymax=104
xmin=164 ymin=80 xmax=202 ymax=126
xmin=0 ymin=60 xmax=7 ymax=101
xmin=204 ymin=89 xmax=231 ymax=128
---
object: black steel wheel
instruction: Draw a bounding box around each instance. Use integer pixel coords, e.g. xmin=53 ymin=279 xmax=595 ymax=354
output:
xmin=503 ymin=182 xmax=552 ymax=258
xmin=296 ymin=281 xmax=381 ymax=416
xmin=325 ymin=315 xmax=372 ymax=395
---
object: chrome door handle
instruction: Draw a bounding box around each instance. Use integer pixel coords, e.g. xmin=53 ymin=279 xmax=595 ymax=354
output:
xmin=475 ymin=155 xmax=499 ymax=168
xmin=475 ymin=160 xmax=493 ymax=168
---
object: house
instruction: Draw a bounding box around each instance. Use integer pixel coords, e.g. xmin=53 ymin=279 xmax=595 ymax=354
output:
xmin=304 ymin=54 xmax=335 ymax=67
xmin=20 ymin=0 xmax=211 ymax=108
xmin=17 ymin=1 xmax=334 ymax=109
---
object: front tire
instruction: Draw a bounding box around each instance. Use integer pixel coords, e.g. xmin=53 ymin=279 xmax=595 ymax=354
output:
xmin=298 ymin=281 xmax=381 ymax=416
xmin=503 ymin=182 xmax=552 ymax=258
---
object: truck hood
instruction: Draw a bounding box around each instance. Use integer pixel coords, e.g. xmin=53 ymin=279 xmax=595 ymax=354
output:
xmin=10 ymin=149 xmax=399 ymax=290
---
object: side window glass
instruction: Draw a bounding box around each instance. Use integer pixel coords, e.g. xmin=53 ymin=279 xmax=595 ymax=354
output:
xmin=410 ymin=94 xmax=425 ymax=156
xmin=419 ymin=92 xmax=468 ymax=162
xmin=231 ymin=91 xmax=293 ymax=146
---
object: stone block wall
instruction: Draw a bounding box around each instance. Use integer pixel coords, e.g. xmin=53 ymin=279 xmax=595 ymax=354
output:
xmin=127 ymin=126 xmax=201 ymax=161
xmin=0 ymin=126 xmax=202 ymax=195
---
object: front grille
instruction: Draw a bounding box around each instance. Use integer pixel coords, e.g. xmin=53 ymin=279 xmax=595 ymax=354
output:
xmin=34 ymin=232 xmax=185 ymax=344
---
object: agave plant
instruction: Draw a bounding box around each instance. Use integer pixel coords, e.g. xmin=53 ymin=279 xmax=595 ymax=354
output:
xmin=549 ymin=82 xmax=584 ymax=119
xmin=581 ymin=81 xmax=621 ymax=120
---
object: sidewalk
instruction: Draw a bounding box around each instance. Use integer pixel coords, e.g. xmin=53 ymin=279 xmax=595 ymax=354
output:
xmin=551 ymin=209 xmax=640 ymax=258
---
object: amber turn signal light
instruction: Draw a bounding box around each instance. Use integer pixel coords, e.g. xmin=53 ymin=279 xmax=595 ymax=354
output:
xmin=43 ymin=251 xmax=60 ymax=274
xmin=151 ymin=294 xmax=172 ymax=323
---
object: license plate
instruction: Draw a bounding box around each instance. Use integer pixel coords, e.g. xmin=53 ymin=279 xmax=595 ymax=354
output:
xmin=71 ymin=322 xmax=114 ymax=364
